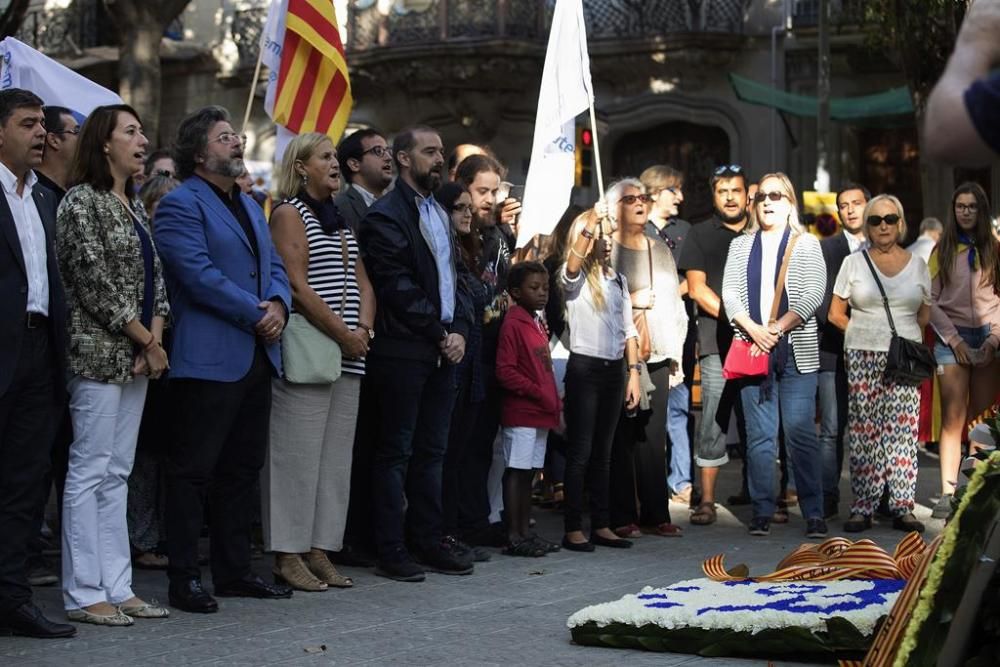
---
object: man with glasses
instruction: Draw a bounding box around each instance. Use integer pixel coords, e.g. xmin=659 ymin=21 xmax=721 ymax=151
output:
xmin=816 ymin=182 xmax=870 ymax=519
xmin=677 ymin=165 xmax=750 ymax=526
xmin=336 ymin=128 xmax=393 ymax=232
xmin=35 ymin=106 xmax=79 ymax=203
xmin=153 ymin=106 xmax=292 ymax=613
xmin=640 ymin=165 xmax=695 ymax=506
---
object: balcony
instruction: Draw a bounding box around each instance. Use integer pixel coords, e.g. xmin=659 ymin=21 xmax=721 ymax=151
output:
xmin=791 ymin=0 xmax=864 ymax=29
xmin=15 ymin=0 xmax=118 ymax=57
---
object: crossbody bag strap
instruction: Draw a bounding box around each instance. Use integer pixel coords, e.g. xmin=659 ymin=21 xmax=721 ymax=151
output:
xmin=338 ymin=231 xmax=350 ymax=317
xmin=646 ymin=237 xmax=654 ymax=294
xmin=768 ymin=234 xmax=799 ymax=324
xmin=861 ymin=250 xmax=897 ymax=335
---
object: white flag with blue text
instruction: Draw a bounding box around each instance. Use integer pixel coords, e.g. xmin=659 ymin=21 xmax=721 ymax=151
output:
xmin=0 ymin=37 xmax=122 ymax=119
xmin=260 ymin=0 xmax=296 ymax=163
xmin=517 ymin=0 xmax=594 ymax=248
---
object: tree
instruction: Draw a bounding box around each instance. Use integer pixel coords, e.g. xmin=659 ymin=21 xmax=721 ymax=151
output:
xmin=0 ymin=0 xmax=31 ymax=39
xmin=103 ymin=0 xmax=191 ymax=144
xmin=862 ymin=0 xmax=970 ymax=217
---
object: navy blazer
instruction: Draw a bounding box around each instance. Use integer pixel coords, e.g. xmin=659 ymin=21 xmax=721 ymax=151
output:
xmin=817 ymin=232 xmax=851 ymax=372
xmin=153 ymin=176 xmax=290 ymax=382
xmin=0 ymin=180 xmax=68 ymax=398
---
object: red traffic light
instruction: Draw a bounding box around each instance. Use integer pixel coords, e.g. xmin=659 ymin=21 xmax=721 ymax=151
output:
xmin=580 ymin=128 xmax=592 ymax=146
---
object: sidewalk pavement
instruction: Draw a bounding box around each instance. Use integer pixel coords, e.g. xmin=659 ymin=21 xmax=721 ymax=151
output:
xmin=1 ymin=449 xmax=946 ymax=666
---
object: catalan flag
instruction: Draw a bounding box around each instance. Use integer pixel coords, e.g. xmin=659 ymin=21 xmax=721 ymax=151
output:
xmin=261 ymin=0 xmax=352 ymax=160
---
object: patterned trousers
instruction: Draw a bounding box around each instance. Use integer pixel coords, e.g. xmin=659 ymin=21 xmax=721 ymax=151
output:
xmin=846 ymin=350 xmax=920 ymax=517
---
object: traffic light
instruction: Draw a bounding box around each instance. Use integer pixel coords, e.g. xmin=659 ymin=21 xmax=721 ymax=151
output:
xmin=575 ymin=124 xmax=593 ymax=188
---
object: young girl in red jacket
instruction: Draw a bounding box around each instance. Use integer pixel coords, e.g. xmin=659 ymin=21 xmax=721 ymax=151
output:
xmin=496 ymin=261 xmax=561 ymax=556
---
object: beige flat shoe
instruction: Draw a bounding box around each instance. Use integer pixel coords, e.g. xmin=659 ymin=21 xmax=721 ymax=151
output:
xmin=306 ymin=549 xmax=353 ymax=588
xmin=118 ymin=599 xmax=170 ymax=618
xmin=67 ymin=608 xmax=134 ymax=626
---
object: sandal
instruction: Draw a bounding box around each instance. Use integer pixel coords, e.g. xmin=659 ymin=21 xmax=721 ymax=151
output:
xmin=641 ymin=522 xmax=683 ymax=537
xmin=306 ymin=549 xmax=353 ymax=588
xmin=502 ymin=538 xmax=547 ymax=558
xmin=527 ymin=534 xmax=561 ymax=553
xmin=689 ymin=502 xmax=717 ymax=526
xmin=613 ymin=523 xmax=642 ymax=539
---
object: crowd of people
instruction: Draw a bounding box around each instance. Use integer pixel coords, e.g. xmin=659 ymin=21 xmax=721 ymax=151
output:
xmin=2 ymin=86 xmax=999 ymax=640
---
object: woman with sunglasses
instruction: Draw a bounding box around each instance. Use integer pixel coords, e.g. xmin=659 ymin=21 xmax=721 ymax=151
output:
xmin=721 ymin=173 xmax=827 ymax=538
xmin=828 ymin=195 xmax=930 ymax=533
xmin=608 ymin=178 xmax=686 ymax=539
xmin=928 ymin=182 xmax=1000 ymax=518
xmin=560 ymin=200 xmax=642 ymax=552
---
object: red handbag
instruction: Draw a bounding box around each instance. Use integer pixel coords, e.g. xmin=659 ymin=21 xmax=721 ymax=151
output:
xmin=722 ymin=340 xmax=770 ymax=379
xmin=722 ymin=235 xmax=799 ymax=381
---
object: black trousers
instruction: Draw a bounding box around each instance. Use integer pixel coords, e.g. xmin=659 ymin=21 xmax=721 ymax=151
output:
xmin=610 ymin=362 xmax=671 ymax=528
xmin=458 ymin=368 xmax=500 ymax=538
xmin=443 ymin=369 xmax=482 ymax=536
xmin=165 ymin=348 xmax=271 ymax=587
xmin=563 ymin=354 xmax=625 ymax=533
xmin=340 ymin=373 xmax=377 ymax=555
xmin=0 ymin=326 xmax=61 ymax=613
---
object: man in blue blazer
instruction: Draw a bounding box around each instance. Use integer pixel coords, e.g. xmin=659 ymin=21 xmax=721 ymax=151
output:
xmin=153 ymin=106 xmax=291 ymax=613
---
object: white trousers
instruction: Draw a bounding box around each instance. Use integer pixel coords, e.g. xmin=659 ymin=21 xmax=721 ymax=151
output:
xmin=62 ymin=375 xmax=147 ymax=610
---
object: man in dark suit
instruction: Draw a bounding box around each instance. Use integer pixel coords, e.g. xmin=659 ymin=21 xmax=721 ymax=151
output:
xmin=816 ymin=182 xmax=869 ymax=519
xmin=0 ymin=88 xmax=75 ymax=639
xmin=335 ymin=128 xmax=392 ymax=232
xmin=153 ymin=106 xmax=292 ymax=613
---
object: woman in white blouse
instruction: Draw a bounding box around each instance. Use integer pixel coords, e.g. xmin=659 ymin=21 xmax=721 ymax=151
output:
xmin=559 ymin=208 xmax=642 ymax=553
xmin=829 ymin=194 xmax=930 ymax=534
xmin=721 ymin=173 xmax=827 ymax=539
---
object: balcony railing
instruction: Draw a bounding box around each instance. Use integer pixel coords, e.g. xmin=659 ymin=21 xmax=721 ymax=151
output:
xmin=15 ymin=0 xmax=118 ymax=57
xmin=232 ymin=5 xmax=268 ymax=67
xmin=791 ymin=0 xmax=864 ymax=29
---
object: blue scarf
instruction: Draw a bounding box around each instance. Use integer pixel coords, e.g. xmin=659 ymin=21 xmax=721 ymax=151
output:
xmin=958 ymin=232 xmax=978 ymax=270
xmin=746 ymin=226 xmax=791 ymax=396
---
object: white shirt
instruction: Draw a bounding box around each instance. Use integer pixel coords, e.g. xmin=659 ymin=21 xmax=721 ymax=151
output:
xmin=833 ymin=252 xmax=931 ymax=352
xmin=907 ymin=234 xmax=937 ymax=264
xmin=845 ymin=230 xmax=867 ymax=254
xmin=352 ymin=183 xmax=377 ymax=207
xmin=1 ymin=163 xmax=49 ymax=315
xmin=561 ymin=265 xmax=639 ymax=360
xmin=758 ymin=230 xmax=783 ymax=321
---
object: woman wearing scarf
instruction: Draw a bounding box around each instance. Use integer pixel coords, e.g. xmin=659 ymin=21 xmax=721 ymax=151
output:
xmin=264 ymin=132 xmax=376 ymax=591
xmin=721 ymin=173 xmax=826 ymax=538
xmin=928 ymin=182 xmax=1000 ymax=519
xmin=829 ymin=195 xmax=930 ymax=533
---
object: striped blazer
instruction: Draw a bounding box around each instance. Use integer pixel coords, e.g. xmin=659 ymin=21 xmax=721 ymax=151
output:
xmin=721 ymin=231 xmax=827 ymax=373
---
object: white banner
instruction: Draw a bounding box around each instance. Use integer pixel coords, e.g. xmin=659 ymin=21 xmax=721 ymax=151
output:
xmin=0 ymin=37 xmax=122 ymax=119
xmin=516 ymin=0 xmax=594 ymax=248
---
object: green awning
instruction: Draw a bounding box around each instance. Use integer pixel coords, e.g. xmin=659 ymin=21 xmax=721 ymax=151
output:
xmin=728 ymin=73 xmax=914 ymax=120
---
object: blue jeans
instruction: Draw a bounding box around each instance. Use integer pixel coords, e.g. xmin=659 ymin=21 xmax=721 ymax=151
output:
xmin=695 ymin=355 xmax=729 ymax=467
xmin=666 ymin=382 xmax=692 ymax=493
xmin=817 ymin=368 xmax=847 ymax=505
xmin=739 ymin=358 xmax=822 ymax=521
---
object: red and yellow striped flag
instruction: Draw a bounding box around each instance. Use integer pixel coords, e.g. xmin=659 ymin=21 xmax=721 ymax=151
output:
xmin=270 ymin=0 xmax=352 ymax=144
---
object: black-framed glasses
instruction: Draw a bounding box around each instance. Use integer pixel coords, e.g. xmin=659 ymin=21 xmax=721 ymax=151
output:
xmin=361 ymin=145 xmax=389 ymax=158
xmin=621 ymin=194 xmax=654 ymax=205
xmin=714 ymin=164 xmax=743 ymax=176
xmin=453 ymin=204 xmax=473 ymax=214
xmin=867 ymin=214 xmax=901 ymax=227
xmin=51 ymin=127 xmax=80 ymax=136
xmin=753 ymin=191 xmax=785 ymax=203
xmin=956 ymin=203 xmax=978 ymax=214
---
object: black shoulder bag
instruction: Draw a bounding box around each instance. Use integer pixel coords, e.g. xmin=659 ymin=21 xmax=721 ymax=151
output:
xmin=861 ymin=251 xmax=935 ymax=386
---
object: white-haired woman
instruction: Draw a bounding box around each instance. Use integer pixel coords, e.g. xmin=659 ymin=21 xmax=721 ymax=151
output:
xmin=721 ymin=172 xmax=827 ymax=539
xmin=829 ymin=194 xmax=929 ymax=533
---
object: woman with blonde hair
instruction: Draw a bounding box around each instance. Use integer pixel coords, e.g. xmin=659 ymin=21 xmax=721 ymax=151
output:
xmin=929 ymin=182 xmax=1000 ymax=518
xmin=829 ymin=195 xmax=930 ymax=532
xmin=560 ymin=206 xmax=643 ymax=552
xmin=721 ymin=172 xmax=827 ymax=538
xmin=263 ymin=132 xmax=375 ymax=590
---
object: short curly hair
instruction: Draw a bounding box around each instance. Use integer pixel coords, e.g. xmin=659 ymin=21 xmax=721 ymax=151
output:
xmin=173 ymin=105 xmax=231 ymax=180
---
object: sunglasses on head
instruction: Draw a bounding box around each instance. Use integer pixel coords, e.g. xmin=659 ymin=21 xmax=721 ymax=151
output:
xmin=753 ymin=191 xmax=785 ymax=203
xmin=621 ymin=194 xmax=654 ymax=205
xmin=867 ymin=214 xmax=900 ymax=226
xmin=713 ymin=164 xmax=743 ymax=176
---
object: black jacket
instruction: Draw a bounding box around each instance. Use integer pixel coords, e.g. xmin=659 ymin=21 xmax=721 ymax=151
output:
xmin=358 ymin=178 xmax=473 ymax=362
xmin=817 ymin=232 xmax=851 ymax=372
xmin=334 ymin=185 xmax=368 ymax=234
xmin=0 ymin=179 xmax=68 ymax=398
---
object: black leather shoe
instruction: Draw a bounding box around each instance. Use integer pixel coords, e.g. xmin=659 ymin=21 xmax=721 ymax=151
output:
xmin=590 ymin=533 xmax=633 ymax=549
xmin=169 ymin=578 xmax=219 ymax=613
xmin=0 ymin=602 xmax=76 ymax=638
xmin=214 ymin=574 xmax=293 ymax=599
xmin=561 ymin=536 xmax=595 ymax=552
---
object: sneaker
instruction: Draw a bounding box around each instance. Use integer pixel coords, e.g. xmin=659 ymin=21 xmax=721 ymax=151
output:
xmin=443 ymin=535 xmax=491 ymax=563
xmin=374 ymin=548 xmax=425 ymax=582
xmin=415 ymin=539 xmax=474 ymax=575
xmin=892 ymin=513 xmax=925 ymax=533
xmin=931 ymin=494 xmax=953 ymax=520
xmin=805 ymin=518 xmax=829 ymax=539
xmin=748 ymin=517 xmax=770 ymax=536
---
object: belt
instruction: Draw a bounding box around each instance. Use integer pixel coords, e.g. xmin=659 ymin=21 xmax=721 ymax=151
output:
xmin=25 ymin=312 xmax=48 ymax=329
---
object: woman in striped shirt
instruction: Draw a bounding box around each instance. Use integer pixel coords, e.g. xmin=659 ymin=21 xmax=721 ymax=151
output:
xmin=264 ymin=132 xmax=375 ymax=591
xmin=721 ymin=172 xmax=827 ymax=539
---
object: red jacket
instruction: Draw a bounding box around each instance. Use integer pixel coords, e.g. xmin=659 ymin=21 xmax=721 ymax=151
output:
xmin=496 ymin=305 xmax=561 ymax=429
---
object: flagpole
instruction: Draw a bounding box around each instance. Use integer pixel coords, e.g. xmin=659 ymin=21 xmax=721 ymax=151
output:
xmin=587 ymin=102 xmax=605 ymax=201
xmin=241 ymin=41 xmax=266 ymax=135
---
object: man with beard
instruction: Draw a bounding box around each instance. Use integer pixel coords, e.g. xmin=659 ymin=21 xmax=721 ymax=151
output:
xmin=678 ymin=166 xmax=750 ymax=526
xmin=335 ymin=128 xmax=393 ymax=232
xmin=35 ymin=106 xmax=79 ymax=203
xmin=358 ymin=126 xmax=475 ymax=581
xmin=816 ymin=182 xmax=869 ymax=519
xmin=153 ymin=106 xmax=292 ymax=612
